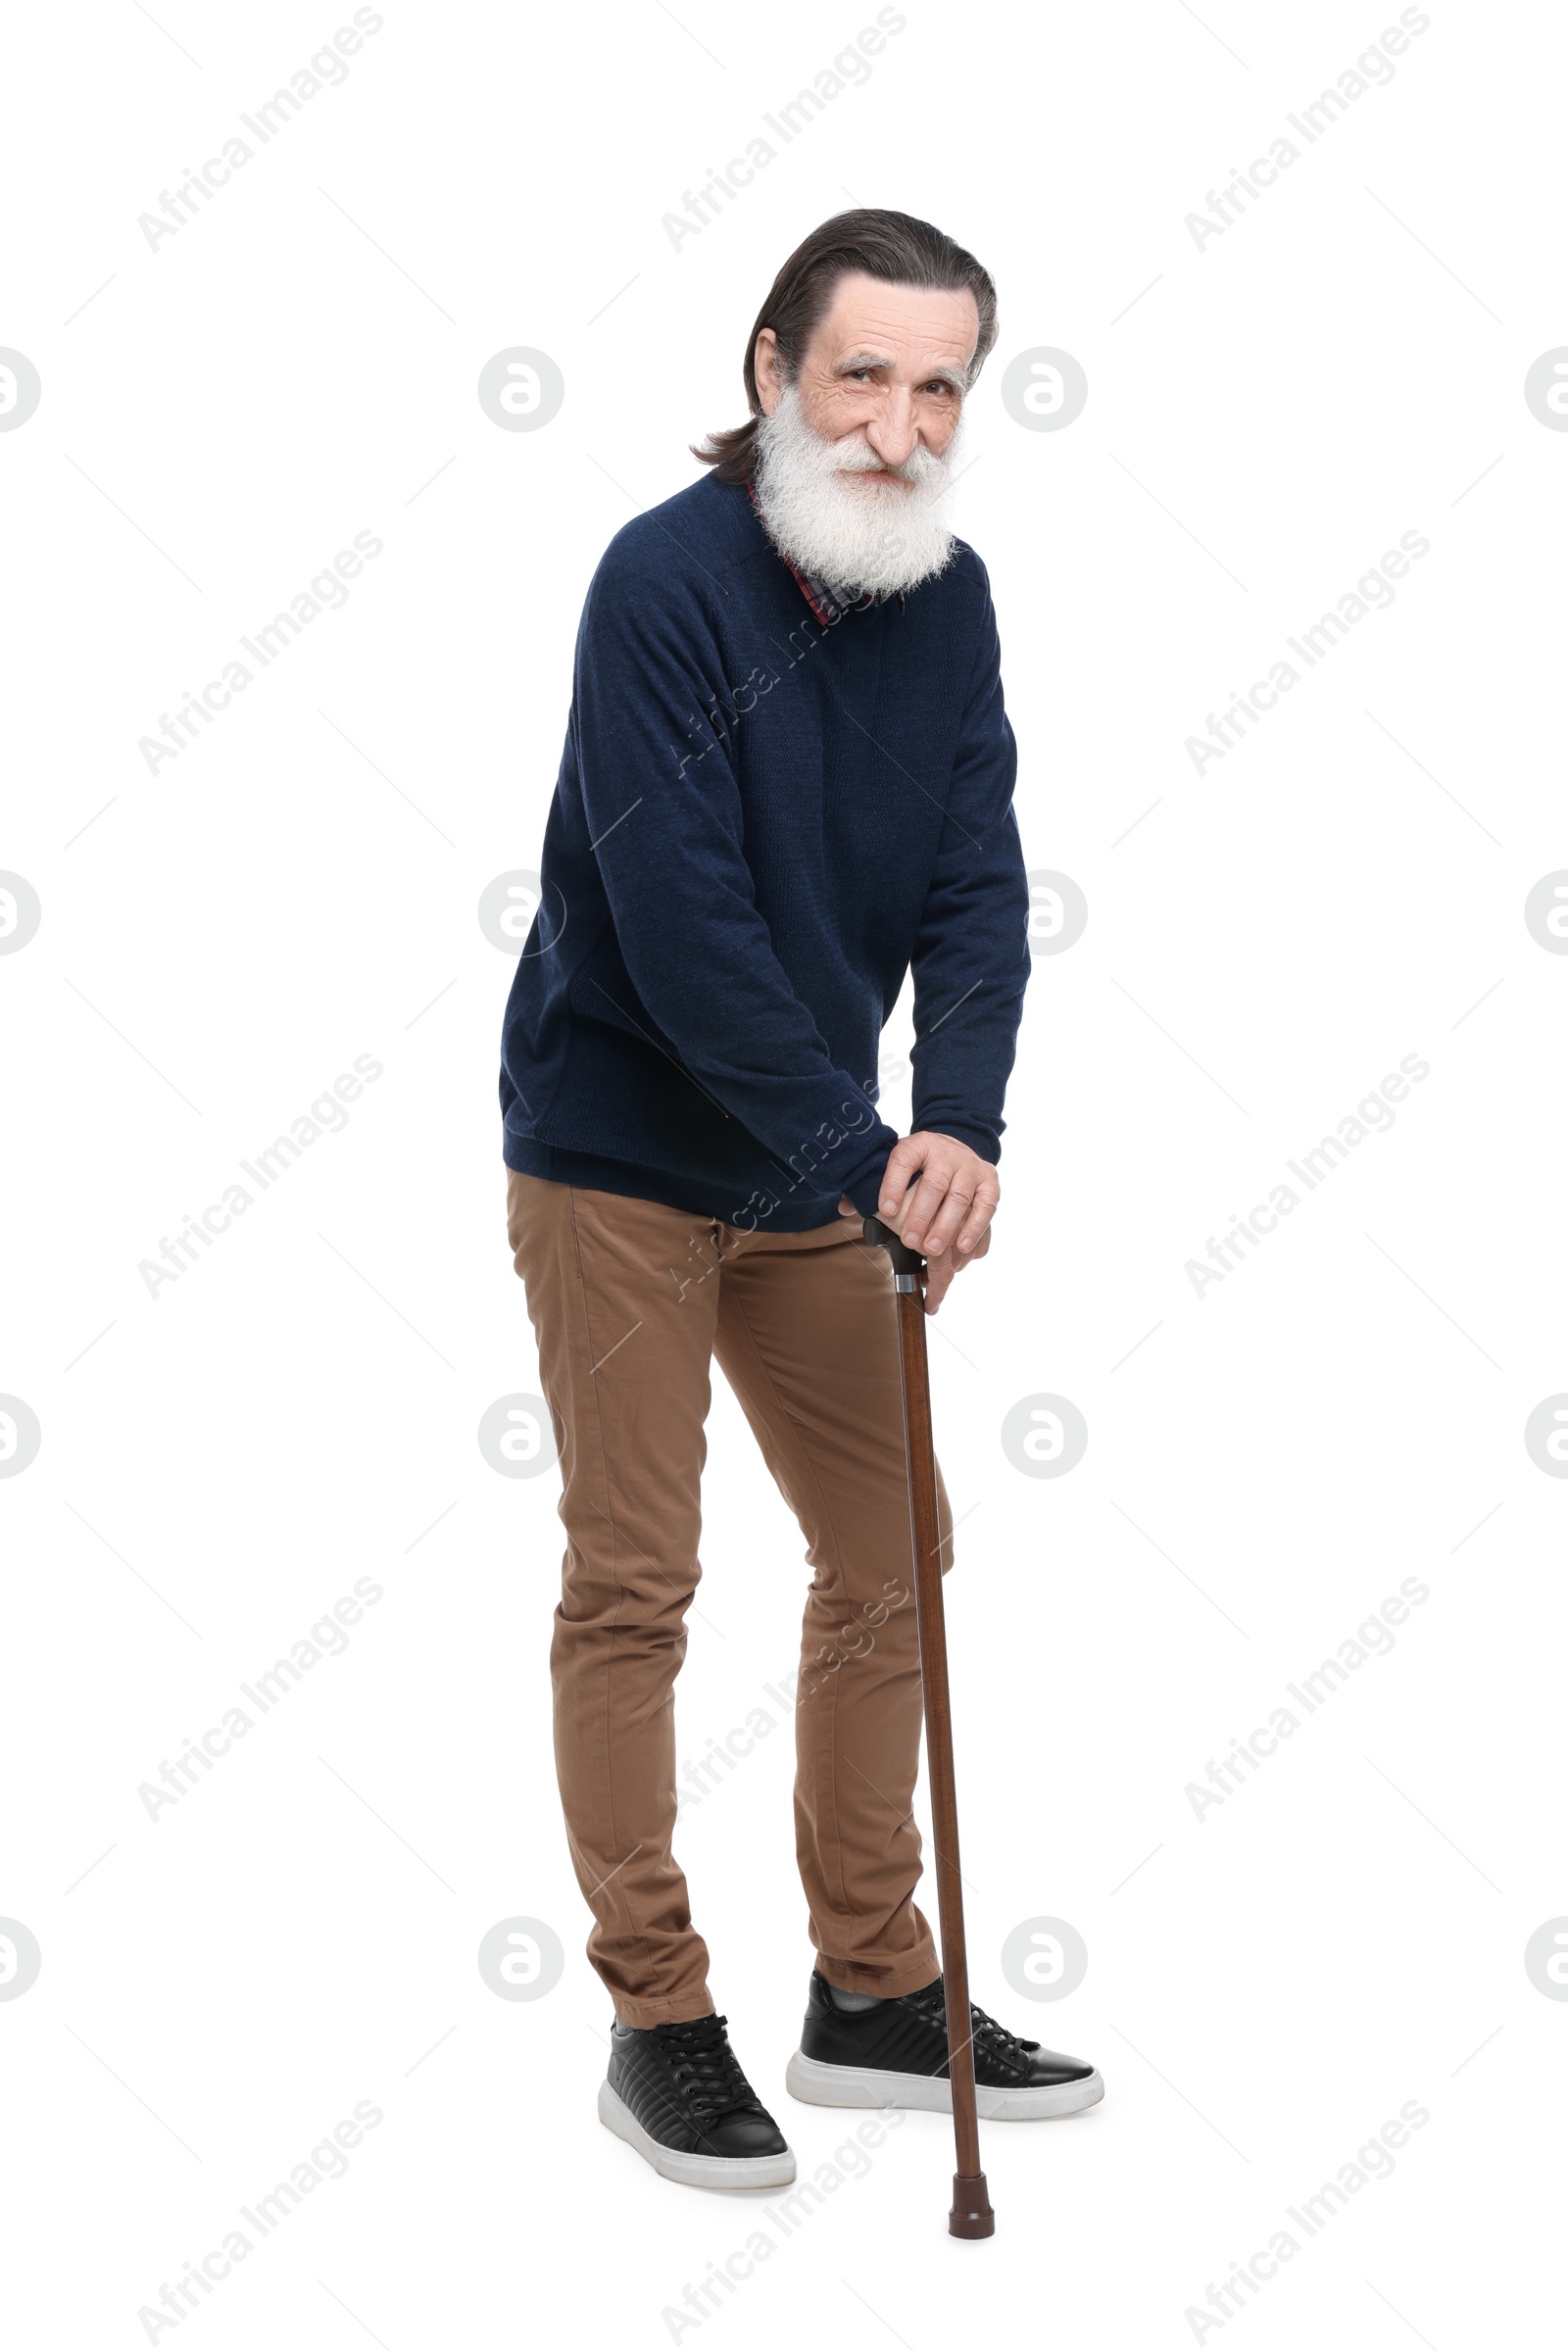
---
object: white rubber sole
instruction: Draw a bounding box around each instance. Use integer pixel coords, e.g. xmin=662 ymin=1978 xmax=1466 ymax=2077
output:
xmin=597 ymin=2081 xmax=798 ymax=2188
xmin=784 ymin=2050 xmax=1105 ymax=2121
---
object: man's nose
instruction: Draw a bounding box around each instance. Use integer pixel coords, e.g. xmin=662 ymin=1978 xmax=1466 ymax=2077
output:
xmin=864 ymin=389 xmax=922 ymax=469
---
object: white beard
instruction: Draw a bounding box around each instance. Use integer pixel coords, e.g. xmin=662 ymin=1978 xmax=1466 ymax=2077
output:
xmin=751 ymin=384 xmax=962 ymax=600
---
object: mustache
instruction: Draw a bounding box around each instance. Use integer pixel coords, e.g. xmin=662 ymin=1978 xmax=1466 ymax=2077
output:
xmin=755 ymin=383 xmax=962 ymax=498
xmin=828 ymin=439 xmax=951 ymax=488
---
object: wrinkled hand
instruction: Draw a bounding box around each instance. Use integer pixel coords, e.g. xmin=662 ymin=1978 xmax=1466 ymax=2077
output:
xmin=838 ymin=1131 xmax=999 ymax=1315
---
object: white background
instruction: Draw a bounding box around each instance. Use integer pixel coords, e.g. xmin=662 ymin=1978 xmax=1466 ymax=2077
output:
xmin=4 ymin=1 xmax=1564 ymax=2343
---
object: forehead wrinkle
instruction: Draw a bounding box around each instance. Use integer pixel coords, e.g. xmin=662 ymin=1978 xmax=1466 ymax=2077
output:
xmin=815 ymin=277 xmax=977 ymax=357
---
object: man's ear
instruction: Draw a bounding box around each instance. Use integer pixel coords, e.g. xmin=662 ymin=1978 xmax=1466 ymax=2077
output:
xmin=754 ymin=327 xmax=781 ymax=416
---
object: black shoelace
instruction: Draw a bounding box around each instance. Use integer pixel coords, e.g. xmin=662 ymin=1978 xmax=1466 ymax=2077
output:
xmin=650 ymin=2013 xmax=760 ymax=2122
xmin=905 ymin=1980 xmax=1039 ymax=2082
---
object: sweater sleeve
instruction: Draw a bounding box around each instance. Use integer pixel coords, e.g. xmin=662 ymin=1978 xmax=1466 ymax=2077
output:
xmin=907 ymin=565 xmax=1031 ymax=1162
xmin=571 ymin=542 xmax=899 ymax=1215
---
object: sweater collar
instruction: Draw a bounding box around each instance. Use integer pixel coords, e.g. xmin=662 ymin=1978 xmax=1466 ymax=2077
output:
xmin=746 ymin=477 xmax=880 ymax=626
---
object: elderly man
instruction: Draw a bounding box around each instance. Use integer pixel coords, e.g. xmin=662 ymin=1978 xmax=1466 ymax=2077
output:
xmin=500 ymin=209 xmax=1102 ymax=2189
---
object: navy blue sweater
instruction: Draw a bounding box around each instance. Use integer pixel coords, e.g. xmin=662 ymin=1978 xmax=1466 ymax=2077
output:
xmin=499 ymin=471 xmax=1030 ymax=1233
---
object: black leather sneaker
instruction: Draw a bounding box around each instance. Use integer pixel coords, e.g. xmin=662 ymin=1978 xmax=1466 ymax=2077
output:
xmin=599 ymin=2012 xmax=797 ymax=2187
xmin=785 ymin=1971 xmax=1104 ymax=2120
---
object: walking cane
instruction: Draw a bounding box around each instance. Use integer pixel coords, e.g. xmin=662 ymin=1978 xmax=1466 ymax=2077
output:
xmin=863 ymin=1215 xmax=996 ymax=2241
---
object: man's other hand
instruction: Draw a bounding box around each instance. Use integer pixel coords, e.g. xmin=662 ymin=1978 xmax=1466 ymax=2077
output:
xmin=837 ymin=1131 xmax=999 ymax=1314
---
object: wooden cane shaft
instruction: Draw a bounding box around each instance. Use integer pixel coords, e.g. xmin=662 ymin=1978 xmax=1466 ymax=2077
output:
xmin=894 ymin=1286 xmax=983 ymax=2184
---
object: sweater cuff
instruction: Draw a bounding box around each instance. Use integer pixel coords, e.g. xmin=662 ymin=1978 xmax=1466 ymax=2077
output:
xmin=845 ymin=1161 xmax=891 ymax=1220
xmin=911 ymin=1118 xmax=1001 ymax=1164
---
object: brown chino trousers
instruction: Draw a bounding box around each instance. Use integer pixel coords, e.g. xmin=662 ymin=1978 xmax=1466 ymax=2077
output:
xmin=506 ymin=1171 xmax=954 ymax=2027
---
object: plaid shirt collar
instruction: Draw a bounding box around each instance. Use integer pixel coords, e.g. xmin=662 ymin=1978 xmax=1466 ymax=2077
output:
xmin=746 ymin=477 xmax=878 ymax=625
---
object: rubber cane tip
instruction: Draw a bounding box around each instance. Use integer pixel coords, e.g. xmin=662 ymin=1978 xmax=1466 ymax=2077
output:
xmin=949 ymin=2173 xmax=996 ymax=2238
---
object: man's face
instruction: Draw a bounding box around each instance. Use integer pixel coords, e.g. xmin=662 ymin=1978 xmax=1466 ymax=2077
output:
xmin=749 ymin=271 xmax=979 ymax=599
xmin=756 ymin=271 xmax=978 ymax=481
